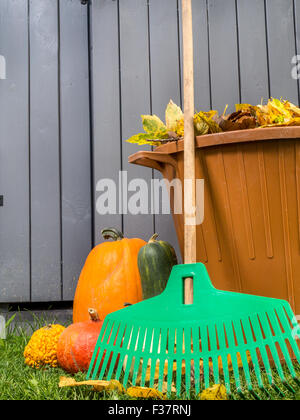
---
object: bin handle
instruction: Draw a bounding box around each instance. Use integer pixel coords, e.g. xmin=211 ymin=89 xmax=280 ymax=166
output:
xmin=128 ymin=151 xmax=178 ymax=173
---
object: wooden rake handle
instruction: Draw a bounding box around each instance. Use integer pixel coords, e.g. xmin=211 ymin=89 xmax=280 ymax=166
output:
xmin=182 ymin=0 xmax=196 ymax=304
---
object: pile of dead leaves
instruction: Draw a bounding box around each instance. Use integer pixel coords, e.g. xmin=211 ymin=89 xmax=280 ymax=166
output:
xmin=126 ymin=98 xmax=300 ymax=146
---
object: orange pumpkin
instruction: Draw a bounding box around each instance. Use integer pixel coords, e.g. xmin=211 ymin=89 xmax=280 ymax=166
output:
xmin=57 ymin=308 xmax=104 ymax=373
xmin=73 ymin=228 xmax=146 ymax=323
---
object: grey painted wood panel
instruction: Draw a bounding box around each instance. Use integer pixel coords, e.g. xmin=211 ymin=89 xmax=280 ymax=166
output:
xmin=59 ymin=0 xmax=91 ymax=300
xmin=266 ymin=0 xmax=298 ymax=104
xmin=90 ymin=0 xmax=122 ymax=245
xmin=149 ymin=0 xmax=181 ymax=258
xmin=0 ymin=0 xmax=30 ymax=302
xmin=237 ymin=0 xmax=269 ymax=104
xmin=207 ymin=0 xmax=240 ymax=113
xmin=191 ymin=0 xmax=211 ymax=110
xmin=29 ymin=0 xmax=61 ymax=301
xmin=119 ymin=0 xmax=154 ymax=241
xmin=178 ymin=0 xmax=211 ymax=110
xmin=292 ymin=0 xmax=300 ymax=105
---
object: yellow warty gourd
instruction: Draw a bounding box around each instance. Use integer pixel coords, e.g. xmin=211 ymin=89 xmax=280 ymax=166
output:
xmin=24 ymin=324 xmax=65 ymax=369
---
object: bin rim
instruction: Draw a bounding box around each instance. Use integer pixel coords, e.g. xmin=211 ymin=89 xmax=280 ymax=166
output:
xmin=129 ymin=126 xmax=300 ymax=161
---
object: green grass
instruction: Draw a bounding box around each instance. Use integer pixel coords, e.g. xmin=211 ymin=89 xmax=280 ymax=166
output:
xmin=0 ymin=316 xmax=300 ymax=400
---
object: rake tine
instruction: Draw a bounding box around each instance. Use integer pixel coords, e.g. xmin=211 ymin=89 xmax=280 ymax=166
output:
xmin=232 ymin=319 xmax=254 ymax=392
xmin=192 ymin=327 xmax=200 ymax=394
xmin=193 ymin=359 xmax=200 ymax=395
xmin=86 ymin=318 xmax=109 ymax=379
xmin=90 ymin=347 xmax=106 ymax=380
xmin=158 ymin=328 xmax=168 ymax=392
xmin=167 ymin=359 xmax=175 ymax=396
xmin=241 ymin=318 xmax=271 ymax=395
xmin=131 ymin=326 xmax=147 ymax=386
xmin=277 ymin=306 xmax=300 ymax=364
xmin=105 ymin=322 xmax=122 ymax=380
xmin=122 ymin=326 xmax=140 ymax=386
xmin=140 ymin=328 xmax=155 ymax=386
xmin=98 ymin=348 xmax=113 ymax=380
xmin=176 ymin=358 xmax=182 ymax=396
xmin=149 ymin=329 xmax=161 ymax=388
xmin=123 ymin=355 xmax=134 ymax=388
xmin=259 ymin=313 xmax=288 ymax=385
xmin=115 ymin=324 xmax=134 ymax=381
xmin=184 ymin=328 xmax=192 ymax=395
xmin=249 ymin=315 xmax=274 ymax=386
xmin=223 ymin=321 xmax=243 ymax=394
xmin=202 ymin=357 xmax=210 ymax=390
xmin=106 ymin=322 xmax=127 ymax=381
xmin=166 ymin=328 xmax=176 ymax=394
xmin=229 ymin=352 xmax=244 ymax=396
xmin=215 ymin=323 xmax=232 ymax=394
xmin=158 ymin=359 xmax=166 ymax=392
xmin=140 ymin=358 xmax=150 ymax=387
xmin=282 ymin=302 xmax=300 ymax=335
xmin=174 ymin=327 xmax=184 ymax=395
xmin=131 ymin=357 xmax=141 ymax=386
xmin=92 ymin=320 xmax=115 ymax=379
xmin=267 ymin=311 xmax=298 ymax=381
xmin=176 ymin=358 xmax=183 ymax=396
xmin=207 ymin=323 xmax=220 ymax=384
xmin=199 ymin=326 xmax=210 ymax=389
xmin=247 ymin=347 xmax=271 ymax=398
xmin=239 ymin=350 xmax=254 ymax=392
xmin=123 ymin=327 xmax=140 ymax=388
xmin=220 ymin=354 xmax=232 ymax=395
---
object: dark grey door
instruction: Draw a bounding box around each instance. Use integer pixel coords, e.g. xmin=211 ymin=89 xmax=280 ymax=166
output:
xmin=0 ymin=0 xmax=92 ymax=303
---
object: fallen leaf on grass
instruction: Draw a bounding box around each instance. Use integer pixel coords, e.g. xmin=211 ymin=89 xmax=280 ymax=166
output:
xmin=59 ymin=376 xmax=125 ymax=393
xmin=200 ymin=384 xmax=228 ymax=400
xmin=127 ymin=386 xmax=165 ymax=400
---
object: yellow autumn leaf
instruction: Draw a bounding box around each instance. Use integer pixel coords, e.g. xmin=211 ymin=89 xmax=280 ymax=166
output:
xmin=93 ymin=379 xmax=126 ymax=393
xmin=285 ymin=101 xmax=300 ymax=117
xmin=126 ymin=133 xmax=162 ymax=146
xmin=141 ymin=115 xmax=168 ymax=138
xmin=127 ymin=386 xmax=165 ymax=400
xmin=194 ymin=111 xmax=222 ymax=136
xmin=58 ymin=376 xmax=126 ymax=393
xmin=200 ymin=384 xmax=228 ymax=400
xmin=165 ymin=100 xmax=183 ymax=131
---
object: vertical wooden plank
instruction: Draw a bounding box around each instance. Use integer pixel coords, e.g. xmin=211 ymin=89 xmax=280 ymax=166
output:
xmin=179 ymin=0 xmax=211 ymax=110
xmin=293 ymin=0 xmax=300 ymax=103
xmin=237 ymin=0 xmax=269 ymax=104
xmin=30 ymin=0 xmax=61 ymax=301
xmin=191 ymin=0 xmax=211 ymax=110
xmin=266 ymin=0 xmax=298 ymax=104
xmin=120 ymin=0 xmax=154 ymax=241
xmin=0 ymin=0 xmax=30 ymax=302
xmin=149 ymin=0 xmax=181 ymax=257
xmin=91 ymin=0 xmax=122 ymax=244
xmin=207 ymin=0 xmax=240 ymax=113
xmin=60 ymin=0 xmax=91 ymax=301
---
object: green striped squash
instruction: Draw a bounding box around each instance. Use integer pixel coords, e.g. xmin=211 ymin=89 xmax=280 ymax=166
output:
xmin=137 ymin=234 xmax=178 ymax=300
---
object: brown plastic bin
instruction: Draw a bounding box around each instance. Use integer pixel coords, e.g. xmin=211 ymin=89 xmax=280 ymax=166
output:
xmin=129 ymin=126 xmax=300 ymax=316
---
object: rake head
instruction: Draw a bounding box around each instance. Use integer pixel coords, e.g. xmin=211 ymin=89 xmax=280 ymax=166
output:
xmin=87 ymin=264 xmax=300 ymax=398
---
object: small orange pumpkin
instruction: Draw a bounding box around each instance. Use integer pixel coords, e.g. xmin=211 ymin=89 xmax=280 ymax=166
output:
xmin=73 ymin=228 xmax=146 ymax=323
xmin=57 ymin=308 xmax=104 ymax=373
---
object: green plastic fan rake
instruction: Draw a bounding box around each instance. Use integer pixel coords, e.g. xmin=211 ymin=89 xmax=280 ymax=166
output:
xmin=87 ymin=263 xmax=300 ymax=398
